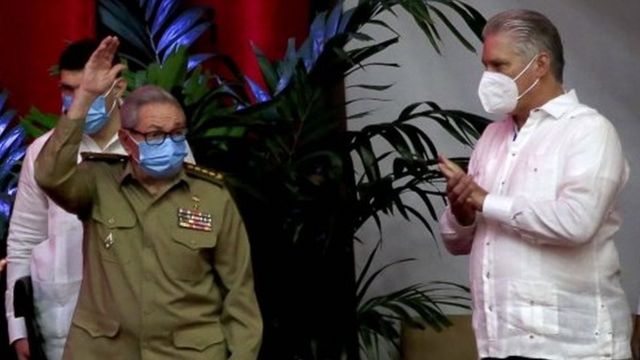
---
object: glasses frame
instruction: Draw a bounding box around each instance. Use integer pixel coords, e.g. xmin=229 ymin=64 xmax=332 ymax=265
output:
xmin=127 ymin=128 xmax=188 ymax=146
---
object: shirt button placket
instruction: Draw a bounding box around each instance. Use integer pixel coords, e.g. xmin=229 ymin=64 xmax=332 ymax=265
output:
xmin=485 ymin=222 xmax=498 ymax=340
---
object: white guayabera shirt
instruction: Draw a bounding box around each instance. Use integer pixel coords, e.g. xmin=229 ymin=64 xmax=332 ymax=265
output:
xmin=5 ymin=129 xmax=195 ymax=360
xmin=439 ymin=91 xmax=632 ymax=360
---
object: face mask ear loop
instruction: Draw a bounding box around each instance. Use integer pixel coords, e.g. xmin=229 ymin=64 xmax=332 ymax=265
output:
xmin=514 ymin=55 xmax=539 ymax=82
xmin=517 ymin=78 xmax=540 ymax=100
xmin=103 ymin=80 xmax=118 ymax=97
xmin=513 ymin=55 xmax=540 ymax=100
xmin=125 ymin=129 xmax=139 ymax=145
xmin=104 ymin=81 xmax=121 ymax=116
xmin=107 ymin=97 xmax=119 ymax=116
xmin=125 ymin=130 xmax=143 ymax=164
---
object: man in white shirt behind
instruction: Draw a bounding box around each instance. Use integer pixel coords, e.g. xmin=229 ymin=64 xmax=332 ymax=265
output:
xmin=438 ymin=10 xmax=631 ymax=360
xmin=4 ymin=40 xmax=194 ymax=360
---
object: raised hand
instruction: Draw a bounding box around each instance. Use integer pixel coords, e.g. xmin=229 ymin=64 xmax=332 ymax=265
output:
xmin=80 ymin=36 xmax=126 ymax=96
xmin=66 ymin=36 xmax=126 ymax=120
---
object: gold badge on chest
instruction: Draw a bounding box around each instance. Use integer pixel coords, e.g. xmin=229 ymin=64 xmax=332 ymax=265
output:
xmin=178 ymin=195 xmax=213 ymax=232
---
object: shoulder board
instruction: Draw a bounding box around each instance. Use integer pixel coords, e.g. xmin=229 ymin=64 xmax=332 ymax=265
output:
xmin=184 ymin=163 xmax=225 ymax=185
xmin=81 ymin=152 xmax=128 ymax=163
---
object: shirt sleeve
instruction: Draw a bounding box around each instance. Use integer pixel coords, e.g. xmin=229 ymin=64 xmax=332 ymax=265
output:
xmin=34 ymin=116 xmax=95 ymax=215
xmin=439 ymin=207 xmax=477 ymax=255
xmin=4 ymin=141 xmax=48 ymax=345
xmin=214 ymin=189 xmax=263 ymax=359
xmin=482 ymin=116 xmax=626 ymax=247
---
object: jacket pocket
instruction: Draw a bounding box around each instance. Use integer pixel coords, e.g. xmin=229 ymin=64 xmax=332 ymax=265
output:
xmin=172 ymin=323 xmax=225 ymax=351
xmin=72 ymin=309 xmax=120 ymax=338
xmin=168 ymin=228 xmax=218 ymax=281
xmin=91 ymin=211 xmax=137 ymax=264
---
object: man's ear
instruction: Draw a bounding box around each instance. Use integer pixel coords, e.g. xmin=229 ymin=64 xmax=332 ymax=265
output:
xmin=535 ymin=52 xmax=552 ymax=78
xmin=118 ymin=129 xmax=132 ymax=153
xmin=119 ymin=128 xmax=140 ymax=160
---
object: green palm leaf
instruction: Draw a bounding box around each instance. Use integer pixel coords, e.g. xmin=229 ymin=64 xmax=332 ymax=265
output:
xmin=98 ymin=0 xmax=211 ymax=68
xmin=356 ymin=239 xmax=471 ymax=358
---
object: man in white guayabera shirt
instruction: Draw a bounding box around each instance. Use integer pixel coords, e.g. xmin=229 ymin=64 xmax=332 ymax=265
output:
xmin=4 ymin=40 xmax=195 ymax=360
xmin=438 ymin=10 xmax=631 ymax=360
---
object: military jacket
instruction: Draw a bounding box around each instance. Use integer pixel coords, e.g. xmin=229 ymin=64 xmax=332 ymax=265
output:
xmin=35 ymin=116 xmax=262 ymax=360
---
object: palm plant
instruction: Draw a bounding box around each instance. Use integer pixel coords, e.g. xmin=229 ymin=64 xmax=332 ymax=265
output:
xmin=356 ymin=239 xmax=471 ymax=358
xmin=98 ymin=0 xmax=213 ymax=69
xmin=18 ymin=0 xmax=215 ymax=140
xmin=20 ymin=107 xmax=57 ymax=139
xmin=0 ymin=90 xmax=27 ymax=243
xmin=97 ymin=0 xmax=489 ymax=358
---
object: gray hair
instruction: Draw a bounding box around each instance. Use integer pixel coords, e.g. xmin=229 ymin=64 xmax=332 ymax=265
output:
xmin=483 ymin=10 xmax=565 ymax=82
xmin=120 ymin=85 xmax=183 ymax=129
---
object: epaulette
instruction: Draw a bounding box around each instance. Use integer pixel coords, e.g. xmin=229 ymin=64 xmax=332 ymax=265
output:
xmin=81 ymin=152 xmax=128 ymax=163
xmin=185 ymin=163 xmax=225 ymax=186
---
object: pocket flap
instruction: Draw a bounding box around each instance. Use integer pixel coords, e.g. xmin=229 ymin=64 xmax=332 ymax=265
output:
xmin=72 ymin=309 xmax=120 ymax=338
xmin=172 ymin=228 xmax=217 ymax=250
xmin=92 ymin=211 xmax=136 ymax=229
xmin=172 ymin=324 xmax=224 ymax=351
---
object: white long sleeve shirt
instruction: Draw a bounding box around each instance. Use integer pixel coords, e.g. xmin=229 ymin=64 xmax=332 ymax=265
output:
xmin=439 ymin=91 xmax=631 ymax=360
xmin=5 ymin=129 xmax=195 ymax=360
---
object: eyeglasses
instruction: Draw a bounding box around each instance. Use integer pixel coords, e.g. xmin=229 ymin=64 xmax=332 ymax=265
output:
xmin=127 ymin=128 xmax=188 ymax=146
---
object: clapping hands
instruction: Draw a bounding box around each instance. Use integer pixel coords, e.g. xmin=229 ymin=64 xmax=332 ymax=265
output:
xmin=438 ymin=155 xmax=487 ymax=226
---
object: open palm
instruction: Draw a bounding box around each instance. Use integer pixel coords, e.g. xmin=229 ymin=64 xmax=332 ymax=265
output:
xmin=81 ymin=36 xmax=126 ymax=95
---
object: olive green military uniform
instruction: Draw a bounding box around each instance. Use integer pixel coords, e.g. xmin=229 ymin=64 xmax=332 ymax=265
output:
xmin=34 ymin=115 xmax=262 ymax=360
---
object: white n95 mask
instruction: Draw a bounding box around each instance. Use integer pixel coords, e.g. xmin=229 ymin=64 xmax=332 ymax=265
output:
xmin=477 ymin=55 xmax=540 ymax=114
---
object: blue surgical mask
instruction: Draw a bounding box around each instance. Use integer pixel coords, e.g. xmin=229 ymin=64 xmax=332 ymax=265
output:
xmin=132 ymin=135 xmax=188 ymax=179
xmin=61 ymin=82 xmax=119 ymax=134
xmin=62 ymin=94 xmax=73 ymax=113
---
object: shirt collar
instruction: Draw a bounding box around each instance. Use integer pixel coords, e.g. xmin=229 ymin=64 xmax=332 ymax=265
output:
xmin=81 ymin=132 xmax=122 ymax=152
xmin=536 ymin=89 xmax=579 ymax=120
xmin=119 ymin=162 xmax=135 ymax=185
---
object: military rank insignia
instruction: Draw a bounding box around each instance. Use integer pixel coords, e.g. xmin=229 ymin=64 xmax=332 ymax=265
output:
xmin=178 ymin=208 xmax=213 ymax=232
xmin=104 ymin=233 xmax=114 ymax=249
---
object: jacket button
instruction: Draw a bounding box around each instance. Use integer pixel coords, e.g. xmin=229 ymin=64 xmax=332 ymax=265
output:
xmin=108 ymin=218 xmax=115 ymax=225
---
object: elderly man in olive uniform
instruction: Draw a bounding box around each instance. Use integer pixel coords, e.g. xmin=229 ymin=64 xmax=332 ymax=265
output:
xmin=34 ymin=36 xmax=262 ymax=359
